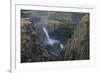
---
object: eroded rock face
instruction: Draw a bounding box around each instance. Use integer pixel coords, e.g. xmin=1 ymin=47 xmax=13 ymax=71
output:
xmin=21 ymin=17 xmax=52 ymax=63
xmin=21 ymin=39 xmax=51 ymax=62
xmin=60 ymin=14 xmax=89 ymax=60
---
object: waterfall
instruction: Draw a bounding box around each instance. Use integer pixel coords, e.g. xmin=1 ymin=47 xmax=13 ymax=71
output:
xmin=42 ymin=27 xmax=64 ymax=49
xmin=43 ymin=27 xmax=50 ymax=41
xmin=42 ymin=27 xmax=58 ymax=45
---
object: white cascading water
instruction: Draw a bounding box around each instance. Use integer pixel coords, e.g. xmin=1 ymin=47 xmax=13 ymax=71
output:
xmin=43 ymin=27 xmax=51 ymax=42
xmin=43 ymin=27 xmax=64 ymax=49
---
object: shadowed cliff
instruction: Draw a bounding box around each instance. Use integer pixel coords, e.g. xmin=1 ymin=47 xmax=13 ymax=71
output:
xmin=60 ymin=14 xmax=89 ymax=60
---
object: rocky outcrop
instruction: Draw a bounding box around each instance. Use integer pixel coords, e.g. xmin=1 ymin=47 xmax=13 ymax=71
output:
xmin=60 ymin=14 xmax=89 ymax=60
xmin=21 ymin=17 xmax=53 ymax=62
